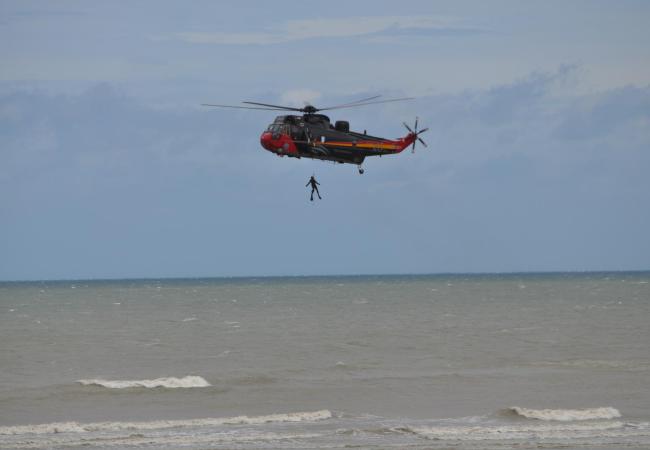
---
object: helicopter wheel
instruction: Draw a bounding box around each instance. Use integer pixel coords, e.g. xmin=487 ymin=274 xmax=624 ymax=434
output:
xmin=358 ymin=167 xmax=365 ymax=175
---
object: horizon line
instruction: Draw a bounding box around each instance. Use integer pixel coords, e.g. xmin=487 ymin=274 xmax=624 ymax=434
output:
xmin=1 ymin=269 xmax=648 ymax=284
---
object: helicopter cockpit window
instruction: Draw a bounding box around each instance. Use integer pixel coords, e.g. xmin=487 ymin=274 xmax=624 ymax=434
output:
xmin=267 ymin=124 xmax=290 ymax=135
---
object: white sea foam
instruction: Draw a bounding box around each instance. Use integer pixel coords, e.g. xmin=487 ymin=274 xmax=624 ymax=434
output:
xmin=507 ymin=406 xmax=621 ymax=421
xmin=0 ymin=410 xmax=333 ymax=435
xmin=0 ymin=431 xmax=324 ymax=449
xmin=403 ymin=420 xmax=626 ymax=441
xmin=77 ymin=375 xmax=211 ymax=389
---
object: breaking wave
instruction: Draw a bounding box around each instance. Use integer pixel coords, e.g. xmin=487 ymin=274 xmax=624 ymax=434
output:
xmin=400 ymin=420 xmax=627 ymax=441
xmin=0 ymin=410 xmax=333 ymax=435
xmin=77 ymin=375 xmax=211 ymax=389
xmin=505 ymin=406 xmax=621 ymax=421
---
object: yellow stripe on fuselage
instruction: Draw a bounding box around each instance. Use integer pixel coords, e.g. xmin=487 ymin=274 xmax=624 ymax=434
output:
xmin=322 ymin=141 xmax=400 ymax=151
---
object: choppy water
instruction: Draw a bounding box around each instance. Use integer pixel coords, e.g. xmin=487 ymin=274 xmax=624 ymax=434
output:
xmin=1 ymin=273 xmax=649 ymax=449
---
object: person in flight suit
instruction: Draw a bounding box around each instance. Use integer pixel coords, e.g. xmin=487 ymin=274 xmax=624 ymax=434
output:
xmin=306 ymin=175 xmax=321 ymax=201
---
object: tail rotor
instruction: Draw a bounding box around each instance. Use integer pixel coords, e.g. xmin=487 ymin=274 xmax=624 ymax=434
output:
xmin=403 ymin=117 xmax=429 ymax=153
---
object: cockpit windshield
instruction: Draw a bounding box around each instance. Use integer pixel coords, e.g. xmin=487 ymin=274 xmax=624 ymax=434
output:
xmin=267 ymin=124 xmax=289 ymax=134
xmin=266 ymin=123 xmax=305 ymax=140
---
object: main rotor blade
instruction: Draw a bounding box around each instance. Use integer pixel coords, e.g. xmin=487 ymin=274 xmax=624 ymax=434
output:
xmin=319 ymin=97 xmax=415 ymax=111
xmin=201 ymin=103 xmax=288 ymax=111
xmin=242 ymin=101 xmax=304 ymax=112
xmin=318 ymin=95 xmax=382 ymax=110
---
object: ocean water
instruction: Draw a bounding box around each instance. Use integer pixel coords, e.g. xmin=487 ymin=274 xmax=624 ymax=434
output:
xmin=0 ymin=273 xmax=649 ymax=449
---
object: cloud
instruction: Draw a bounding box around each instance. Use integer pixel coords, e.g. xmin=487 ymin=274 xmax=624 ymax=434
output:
xmin=174 ymin=15 xmax=482 ymax=45
xmin=0 ymin=84 xmax=250 ymax=187
xmin=555 ymin=85 xmax=650 ymax=140
xmin=3 ymin=72 xmax=648 ymax=185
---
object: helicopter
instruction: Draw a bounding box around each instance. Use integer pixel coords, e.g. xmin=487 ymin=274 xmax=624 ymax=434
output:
xmin=202 ymin=95 xmax=428 ymax=174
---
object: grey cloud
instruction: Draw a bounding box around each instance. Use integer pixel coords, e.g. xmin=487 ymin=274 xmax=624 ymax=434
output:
xmin=556 ymin=85 xmax=650 ymax=140
xmin=174 ymin=15 xmax=482 ymax=46
xmin=365 ymin=24 xmax=490 ymax=41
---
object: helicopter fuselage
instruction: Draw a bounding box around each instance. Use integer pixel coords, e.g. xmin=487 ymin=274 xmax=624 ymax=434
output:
xmin=260 ymin=114 xmax=416 ymax=166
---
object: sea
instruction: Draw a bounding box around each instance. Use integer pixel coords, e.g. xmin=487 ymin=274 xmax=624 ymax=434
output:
xmin=0 ymin=273 xmax=648 ymax=449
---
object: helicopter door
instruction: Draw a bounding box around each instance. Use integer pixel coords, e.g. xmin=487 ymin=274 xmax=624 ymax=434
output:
xmin=290 ymin=124 xmax=305 ymax=141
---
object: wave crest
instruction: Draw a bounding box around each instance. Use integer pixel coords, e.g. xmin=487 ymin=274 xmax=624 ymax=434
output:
xmin=401 ymin=420 xmax=625 ymax=441
xmin=0 ymin=410 xmax=333 ymax=435
xmin=506 ymin=406 xmax=621 ymax=421
xmin=77 ymin=376 xmax=211 ymax=389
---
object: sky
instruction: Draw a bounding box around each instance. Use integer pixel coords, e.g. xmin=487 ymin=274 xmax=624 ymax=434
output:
xmin=1 ymin=0 xmax=649 ymax=281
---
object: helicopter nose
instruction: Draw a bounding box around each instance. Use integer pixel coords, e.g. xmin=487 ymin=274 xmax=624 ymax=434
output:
xmin=260 ymin=132 xmax=275 ymax=151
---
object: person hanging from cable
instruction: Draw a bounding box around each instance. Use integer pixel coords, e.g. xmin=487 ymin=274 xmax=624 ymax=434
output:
xmin=306 ymin=175 xmax=322 ymax=201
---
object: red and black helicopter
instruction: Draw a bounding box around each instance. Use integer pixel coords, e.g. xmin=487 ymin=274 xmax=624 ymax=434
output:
xmin=202 ymin=95 xmax=428 ymax=174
